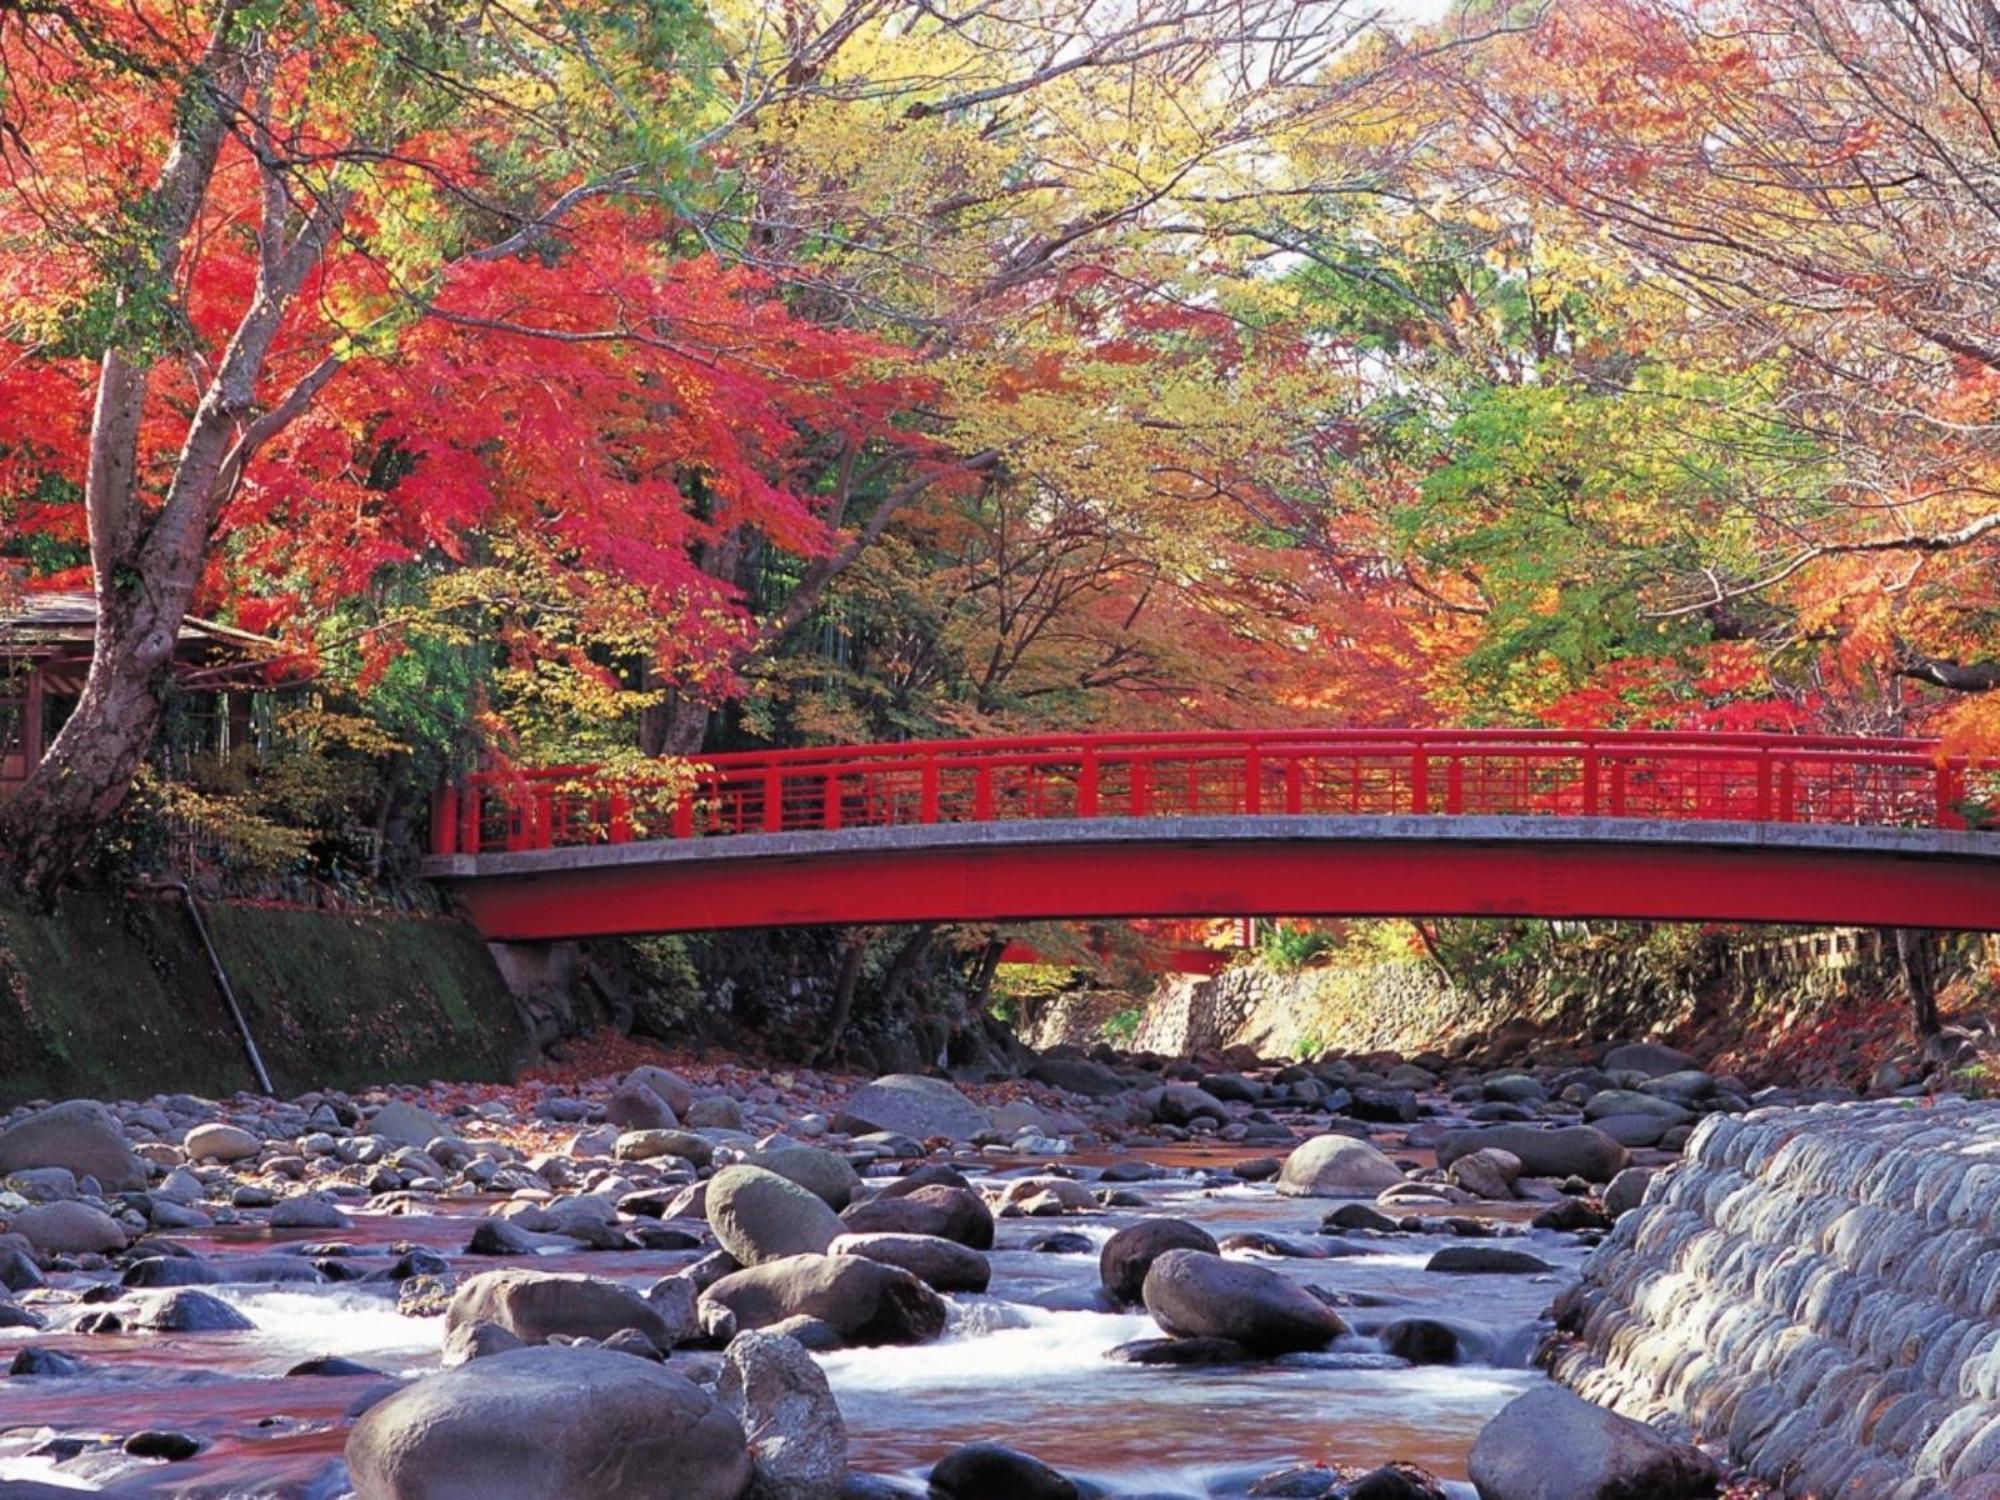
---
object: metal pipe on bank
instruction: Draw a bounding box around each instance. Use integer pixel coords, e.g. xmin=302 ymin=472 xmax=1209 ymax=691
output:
xmin=131 ymin=878 xmax=273 ymax=1096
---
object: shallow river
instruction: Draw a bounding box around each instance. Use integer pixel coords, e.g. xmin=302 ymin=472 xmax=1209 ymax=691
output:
xmin=0 ymin=1150 xmax=1584 ymax=1497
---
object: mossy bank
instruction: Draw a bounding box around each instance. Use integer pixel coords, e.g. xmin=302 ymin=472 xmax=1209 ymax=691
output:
xmin=0 ymin=888 xmax=528 ymax=1105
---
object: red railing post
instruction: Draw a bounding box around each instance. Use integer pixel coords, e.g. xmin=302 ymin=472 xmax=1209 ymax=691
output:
xmin=1939 ymin=759 xmax=1966 ymax=830
xmin=440 ymin=730 xmax=1982 ymax=865
xmin=430 ymin=785 xmax=459 ymax=855
xmin=763 ymin=768 xmax=784 ymax=833
xmin=460 ymin=786 xmax=482 ymax=853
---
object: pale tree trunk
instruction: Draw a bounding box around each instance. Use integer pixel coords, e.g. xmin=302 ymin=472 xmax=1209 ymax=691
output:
xmin=813 ymin=935 xmax=869 ymax=1066
xmin=1894 ymin=927 xmax=1941 ymax=1039
xmin=641 ymin=527 xmax=745 ymax=755
xmin=2 ymin=18 xmax=348 ymax=897
xmin=640 ymin=688 xmax=713 ymax=757
xmin=6 ymin=543 xmax=198 ymax=892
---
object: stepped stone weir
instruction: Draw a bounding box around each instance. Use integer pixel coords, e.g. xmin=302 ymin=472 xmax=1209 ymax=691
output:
xmin=1551 ymin=1099 xmax=2000 ymax=1500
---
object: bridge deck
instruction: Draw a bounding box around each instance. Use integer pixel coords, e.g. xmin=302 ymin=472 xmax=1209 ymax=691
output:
xmin=425 ymin=813 xmax=2000 ymax=937
xmin=426 ymin=731 xmax=2000 ymax=935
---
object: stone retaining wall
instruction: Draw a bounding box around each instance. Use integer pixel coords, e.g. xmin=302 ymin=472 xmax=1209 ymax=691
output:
xmin=0 ymin=890 xmax=528 ymax=1103
xmin=1553 ymin=1099 xmax=2000 ymax=1499
xmin=1129 ymin=963 xmax=1478 ymax=1057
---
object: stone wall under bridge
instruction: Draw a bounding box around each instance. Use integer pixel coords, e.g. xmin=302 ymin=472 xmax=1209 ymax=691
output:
xmin=1553 ymin=1100 xmax=2000 ymax=1499
xmin=1015 ymin=962 xmax=1475 ymax=1057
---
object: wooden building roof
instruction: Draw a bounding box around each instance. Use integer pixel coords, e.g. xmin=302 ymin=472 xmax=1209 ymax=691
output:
xmin=1 ymin=591 xmax=298 ymax=691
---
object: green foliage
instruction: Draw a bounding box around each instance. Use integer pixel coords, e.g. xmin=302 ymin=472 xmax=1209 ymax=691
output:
xmin=1421 ymin=918 xmax=1718 ymax=1014
xmin=1260 ymin=921 xmax=1338 ymax=972
xmin=1101 ymin=1004 xmax=1143 ymax=1045
xmin=100 ymin=699 xmax=413 ymax=883
xmin=987 ymin=960 xmax=1077 ymax=1028
xmin=121 ymin=768 xmax=315 ymax=874
xmin=627 ymin=934 xmax=709 ymax=1034
xmin=1951 ymin=1060 xmax=1995 ymax=1099
xmin=1399 ymin=369 xmax=1829 ymax=711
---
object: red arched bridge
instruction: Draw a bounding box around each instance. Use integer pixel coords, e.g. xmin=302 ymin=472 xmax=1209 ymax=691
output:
xmin=423 ymin=729 xmax=2000 ymax=938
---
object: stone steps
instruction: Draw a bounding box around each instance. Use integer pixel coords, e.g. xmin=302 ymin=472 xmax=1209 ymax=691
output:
xmin=1553 ymin=1099 xmax=2000 ymax=1499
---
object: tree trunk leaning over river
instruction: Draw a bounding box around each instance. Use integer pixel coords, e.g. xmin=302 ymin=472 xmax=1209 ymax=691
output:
xmin=2 ymin=13 xmax=348 ymax=897
xmin=0 ymin=0 xmax=733 ymax=897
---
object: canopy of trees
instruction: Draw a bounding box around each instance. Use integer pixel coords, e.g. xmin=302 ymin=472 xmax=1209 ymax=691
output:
xmin=4 ymin=0 xmax=1999 ymax=888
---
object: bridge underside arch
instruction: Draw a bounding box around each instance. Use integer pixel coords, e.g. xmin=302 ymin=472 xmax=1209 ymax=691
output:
xmin=426 ymin=816 xmax=2000 ymax=939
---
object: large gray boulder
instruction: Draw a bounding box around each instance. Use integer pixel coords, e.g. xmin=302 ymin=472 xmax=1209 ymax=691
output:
xmin=184 ymin=1122 xmax=261 ymax=1162
xmin=615 ymin=1129 xmax=714 ymax=1168
xmin=839 ymin=1184 xmax=993 ymax=1249
xmin=270 ymin=1193 xmax=352 ymax=1230
xmin=930 ymin=1443 xmax=1079 ymax=1500
xmin=836 ymin=1075 xmax=990 ymax=1141
xmin=366 ymin=1100 xmax=448 ymax=1149
xmin=604 ymin=1081 xmax=678 ymax=1132
xmin=0 ymin=1101 xmax=145 ymax=1191
xmin=1027 ymin=1056 xmax=1127 ymax=1098
xmin=708 ymin=1165 xmax=845 ymax=1266
xmin=1581 ymin=1090 xmax=1691 ymax=1125
xmin=1277 ymin=1134 xmax=1407 ymax=1198
xmin=627 ymin=1065 xmax=695 ymax=1118
xmin=830 ymin=1233 xmax=991 ymax=1293
xmin=1436 ymin=1125 xmax=1629 ymax=1184
xmin=1140 ymin=1249 xmax=1346 ymax=1354
xmin=9 ymin=1201 xmax=127 ymax=1255
xmin=1601 ymin=1042 xmax=1695 ymax=1079
xmin=1447 ymin=1148 xmax=1523 ymax=1202
xmin=131 ymin=1288 xmax=256 ymax=1332
xmin=1467 ymin=1385 xmax=1718 ymax=1500
xmin=1099 ymin=1218 xmax=1219 ymax=1305
xmin=686 ymin=1095 xmax=745 ymax=1131
xmin=346 ymin=1344 xmax=752 ymax=1500
xmin=444 ymin=1269 xmax=686 ymax=1352
xmin=717 ymin=1331 xmax=846 ymax=1500
xmin=1603 ymin=1167 xmax=1654 ymax=1218
xmin=702 ymin=1253 xmax=947 ymax=1346
xmin=1153 ymin=1085 xmax=1227 ymax=1127
xmin=747 ymin=1145 xmax=861 ymax=1211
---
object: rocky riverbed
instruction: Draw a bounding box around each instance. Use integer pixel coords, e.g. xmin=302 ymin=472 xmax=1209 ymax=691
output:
xmin=0 ymin=1032 xmax=1815 ymax=1498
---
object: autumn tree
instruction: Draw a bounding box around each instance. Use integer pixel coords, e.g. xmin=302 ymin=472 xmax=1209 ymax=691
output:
xmin=1442 ymin=0 xmax=2000 ymax=740
xmin=0 ymin=0 xmax=998 ymax=889
xmin=2 ymin=0 xmax=1470 ymax=870
xmin=0 ymin=0 xmax=721 ymax=886
xmin=614 ymin=0 xmax=1480 ymax=750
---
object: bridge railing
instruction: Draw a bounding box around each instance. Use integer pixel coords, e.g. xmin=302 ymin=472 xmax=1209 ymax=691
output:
xmin=428 ymin=729 xmax=2000 ymax=856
